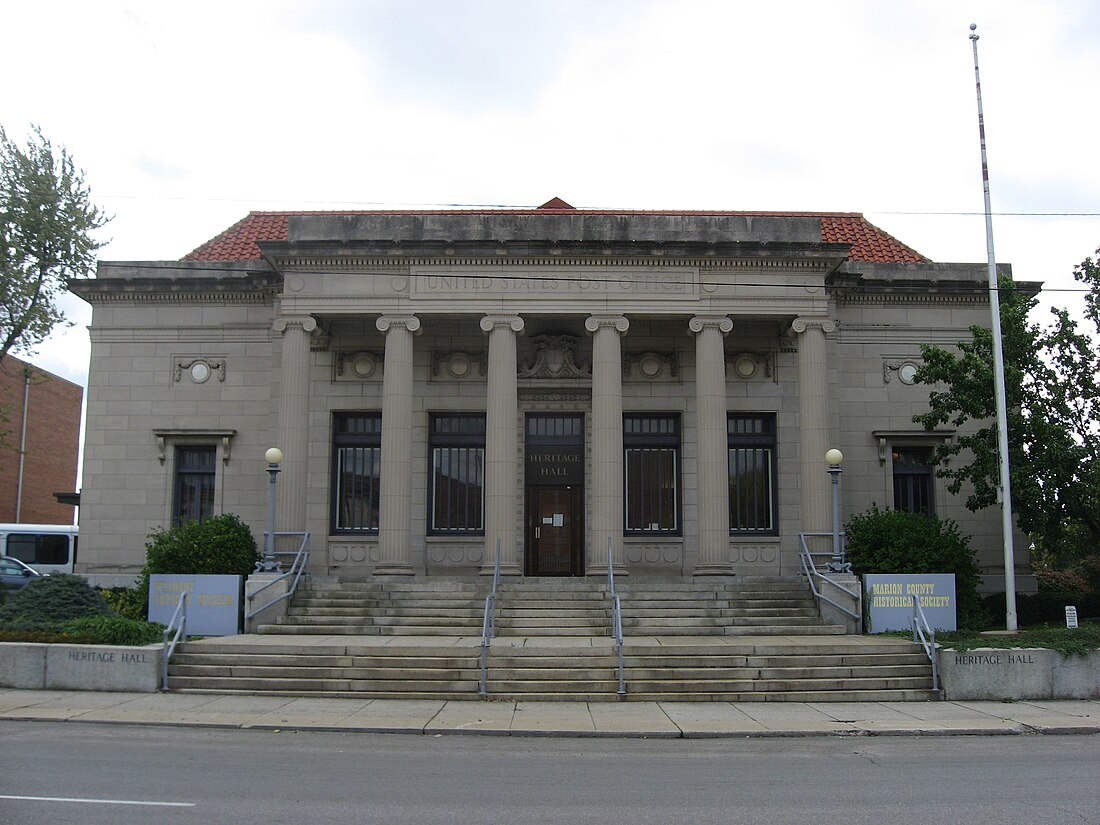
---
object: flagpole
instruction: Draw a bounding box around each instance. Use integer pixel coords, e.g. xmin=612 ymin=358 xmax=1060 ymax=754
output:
xmin=970 ymin=23 xmax=1018 ymax=631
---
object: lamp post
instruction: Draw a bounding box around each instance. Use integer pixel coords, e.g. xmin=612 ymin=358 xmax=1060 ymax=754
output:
xmin=257 ymin=447 xmax=283 ymax=573
xmin=825 ymin=449 xmax=850 ymax=572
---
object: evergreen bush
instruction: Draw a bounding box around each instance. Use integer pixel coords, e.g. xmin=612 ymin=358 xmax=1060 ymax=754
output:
xmin=844 ymin=505 xmax=984 ymax=628
xmin=99 ymin=585 xmax=149 ymax=621
xmin=0 ymin=573 xmax=112 ymax=626
xmin=60 ymin=615 xmax=165 ymax=645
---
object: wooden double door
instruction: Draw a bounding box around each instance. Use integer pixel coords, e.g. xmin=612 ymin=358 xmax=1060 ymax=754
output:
xmin=525 ymin=485 xmax=584 ymax=576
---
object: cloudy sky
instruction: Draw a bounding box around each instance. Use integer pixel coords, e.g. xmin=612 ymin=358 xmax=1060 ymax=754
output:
xmin=3 ymin=0 xmax=1098 ymax=387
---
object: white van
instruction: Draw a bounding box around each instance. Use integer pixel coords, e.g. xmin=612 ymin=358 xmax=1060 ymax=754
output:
xmin=0 ymin=524 xmax=78 ymax=575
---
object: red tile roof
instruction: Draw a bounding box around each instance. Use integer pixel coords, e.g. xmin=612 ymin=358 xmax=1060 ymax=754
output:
xmin=182 ymin=207 xmax=928 ymax=264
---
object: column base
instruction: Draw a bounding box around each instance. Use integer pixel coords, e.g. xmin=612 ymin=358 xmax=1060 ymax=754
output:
xmin=372 ymin=563 xmax=416 ymax=577
xmin=693 ymin=564 xmax=736 ymax=577
xmin=480 ymin=563 xmax=522 ymax=577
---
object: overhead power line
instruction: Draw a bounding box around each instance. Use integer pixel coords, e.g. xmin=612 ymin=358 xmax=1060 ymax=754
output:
xmin=95 ymin=194 xmax=1100 ymax=218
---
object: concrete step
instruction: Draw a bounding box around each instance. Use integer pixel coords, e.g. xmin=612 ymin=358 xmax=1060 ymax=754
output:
xmin=496 ymin=616 xmax=609 ymax=628
xmin=255 ymin=624 xmax=479 ymax=635
xmin=167 ymin=676 xmax=481 ymax=693
xmin=495 ymin=606 xmax=611 ymax=615
xmin=286 ymin=607 xmax=485 ymax=618
xmin=173 ymin=653 xmax=480 ymax=669
xmin=724 ymin=625 xmax=848 ymax=636
xmin=624 ymin=665 xmax=931 ymax=680
xmin=622 ymin=689 xmax=939 ymax=702
xmin=286 ymin=599 xmax=485 ymax=609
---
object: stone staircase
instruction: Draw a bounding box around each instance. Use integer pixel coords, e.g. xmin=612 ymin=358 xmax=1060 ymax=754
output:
xmin=165 ymin=576 xmax=938 ymax=701
xmin=259 ymin=580 xmax=486 ymax=636
xmin=617 ymin=578 xmax=847 ymax=636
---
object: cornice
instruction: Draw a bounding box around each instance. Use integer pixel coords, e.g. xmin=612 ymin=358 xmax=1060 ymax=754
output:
xmin=74 ymin=289 xmax=275 ymax=306
xmin=834 ymin=291 xmax=986 ymax=306
xmin=266 ymin=255 xmax=838 ymax=273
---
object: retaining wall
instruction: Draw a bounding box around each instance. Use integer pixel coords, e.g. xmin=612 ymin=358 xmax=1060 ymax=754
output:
xmin=0 ymin=643 xmax=162 ymax=692
xmin=939 ymin=647 xmax=1100 ymax=700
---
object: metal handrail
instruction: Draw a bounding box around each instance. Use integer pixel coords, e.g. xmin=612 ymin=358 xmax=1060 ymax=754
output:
xmin=910 ymin=594 xmax=940 ymax=692
xmin=160 ymin=592 xmax=188 ymax=691
xmin=245 ymin=531 xmax=311 ymax=622
xmin=479 ymin=540 xmax=502 ymax=697
xmin=606 ymin=538 xmax=626 ymax=696
xmin=798 ymin=533 xmax=861 ymax=621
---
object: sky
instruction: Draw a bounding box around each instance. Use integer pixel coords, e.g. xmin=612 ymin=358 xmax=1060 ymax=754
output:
xmin=2 ymin=0 xmax=1098 ymax=388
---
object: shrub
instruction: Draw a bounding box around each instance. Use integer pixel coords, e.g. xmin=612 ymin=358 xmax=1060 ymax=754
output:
xmin=1035 ymin=568 xmax=1090 ymax=595
xmin=845 ymin=505 xmax=984 ymax=628
xmin=134 ymin=513 xmax=261 ymax=613
xmin=980 ymin=591 xmax=1100 ymax=627
xmin=0 ymin=573 xmax=112 ymax=626
xmin=144 ymin=513 xmax=260 ymax=577
xmin=99 ymin=585 xmax=148 ymax=621
xmin=60 ymin=615 xmax=166 ymax=645
xmin=1078 ymin=555 xmax=1100 ymax=593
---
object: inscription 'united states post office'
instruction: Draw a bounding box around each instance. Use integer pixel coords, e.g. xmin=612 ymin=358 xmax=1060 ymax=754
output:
xmin=409 ymin=268 xmax=698 ymax=300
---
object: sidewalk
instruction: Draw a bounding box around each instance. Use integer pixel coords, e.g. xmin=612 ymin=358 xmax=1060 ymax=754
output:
xmin=2 ymin=689 xmax=1097 ymax=738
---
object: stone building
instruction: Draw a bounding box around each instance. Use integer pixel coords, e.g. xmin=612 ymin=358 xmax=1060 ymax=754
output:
xmin=0 ymin=355 xmax=82 ymax=525
xmin=70 ymin=199 xmax=1034 ymax=590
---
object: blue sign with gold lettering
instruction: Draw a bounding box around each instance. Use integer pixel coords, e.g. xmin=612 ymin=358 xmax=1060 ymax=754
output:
xmin=148 ymin=574 xmax=242 ymax=635
xmin=864 ymin=574 xmax=956 ymax=633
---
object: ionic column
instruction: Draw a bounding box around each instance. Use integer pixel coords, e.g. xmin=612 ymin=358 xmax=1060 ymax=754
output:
xmin=790 ymin=317 xmax=836 ymax=534
xmin=273 ymin=315 xmax=316 ymax=533
xmin=690 ymin=314 xmax=735 ymax=576
xmin=375 ymin=315 xmax=421 ymax=576
xmin=585 ymin=314 xmax=629 ymax=574
xmin=480 ymin=314 xmax=524 ymax=576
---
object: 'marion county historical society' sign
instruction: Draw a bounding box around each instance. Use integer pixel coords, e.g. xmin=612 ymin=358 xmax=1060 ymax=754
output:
xmin=148 ymin=574 xmax=242 ymax=636
xmin=864 ymin=574 xmax=957 ymax=633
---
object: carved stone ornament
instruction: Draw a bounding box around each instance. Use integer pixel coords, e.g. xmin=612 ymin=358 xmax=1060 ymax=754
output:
xmin=624 ymin=351 xmax=679 ymax=380
xmin=153 ymin=428 xmax=236 ymax=464
xmin=519 ymin=335 xmax=590 ymax=379
xmin=431 ymin=350 xmax=487 ymax=379
xmin=173 ymin=357 xmax=226 ymax=384
xmin=336 ymin=351 xmax=383 ymax=379
xmin=788 ymin=317 xmax=836 ymax=336
xmin=883 ymin=359 xmax=920 ymax=384
xmin=727 ymin=351 xmax=773 ymax=380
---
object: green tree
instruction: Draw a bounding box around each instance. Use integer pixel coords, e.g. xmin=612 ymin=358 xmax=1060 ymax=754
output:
xmin=913 ymin=253 xmax=1100 ymax=567
xmin=0 ymin=124 xmax=109 ymax=364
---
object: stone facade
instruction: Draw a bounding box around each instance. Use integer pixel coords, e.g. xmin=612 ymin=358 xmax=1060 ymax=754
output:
xmin=0 ymin=355 xmax=82 ymax=524
xmin=70 ymin=204 xmax=1035 ymax=591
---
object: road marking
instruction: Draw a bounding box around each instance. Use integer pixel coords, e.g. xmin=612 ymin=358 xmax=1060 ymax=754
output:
xmin=0 ymin=794 xmax=195 ymax=808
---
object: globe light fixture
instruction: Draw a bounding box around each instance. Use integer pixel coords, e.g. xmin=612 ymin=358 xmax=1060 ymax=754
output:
xmin=257 ymin=448 xmax=284 ymax=572
xmin=825 ymin=449 xmax=850 ymax=572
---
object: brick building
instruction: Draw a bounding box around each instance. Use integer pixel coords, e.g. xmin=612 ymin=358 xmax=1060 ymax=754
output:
xmin=0 ymin=355 xmax=83 ymax=524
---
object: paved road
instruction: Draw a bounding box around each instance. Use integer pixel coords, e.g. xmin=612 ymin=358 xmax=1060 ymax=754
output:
xmin=1 ymin=722 xmax=1097 ymax=825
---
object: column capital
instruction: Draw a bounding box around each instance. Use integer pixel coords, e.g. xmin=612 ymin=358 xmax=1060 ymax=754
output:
xmin=688 ymin=315 xmax=733 ymax=335
xmin=480 ymin=314 xmax=525 ymax=335
xmin=584 ymin=314 xmax=629 ymax=334
xmin=376 ymin=315 xmax=422 ymax=335
xmin=272 ymin=315 xmax=318 ymax=335
xmin=788 ymin=316 xmax=836 ymax=336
